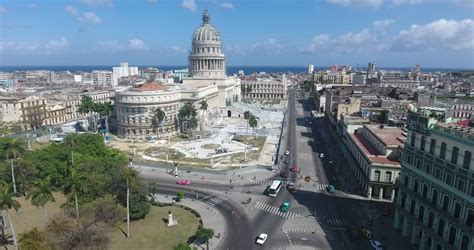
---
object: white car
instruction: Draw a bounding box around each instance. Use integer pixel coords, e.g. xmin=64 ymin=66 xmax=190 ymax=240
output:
xmin=369 ymin=240 xmax=383 ymax=250
xmin=285 ymin=150 xmax=290 ymax=155
xmin=320 ymin=153 xmax=325 ymax=158
xmin=256 ymin=233 xmax=268 ymax=245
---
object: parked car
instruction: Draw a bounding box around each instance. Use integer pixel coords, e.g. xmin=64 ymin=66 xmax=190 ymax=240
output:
xmin=326 ymin=185 xmax=335 ymax=193
xmin=287 ymin=182 xmax=296 ymax=192
xmin=176 ymin=179 xmax=191 ymax=185
xmin=280 ymin=202 xmax=291 ymax=212
xmin=369 ymin=240 xmax=383 ymax=250
xmin=320 ymin=153 xmax=325 ymax=158
xmin=285 ymin=150 xmax=290 ymax=155
xmin=290 ymin=164 xmax=297 ymax=172
xmin=255 ymin=233 xmax=268 ymax=245
xmin=283 ymin=159 xmax=289 ymax=164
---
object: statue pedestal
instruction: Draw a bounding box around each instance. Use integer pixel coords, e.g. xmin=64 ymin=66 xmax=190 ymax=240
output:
xmin=167 ymin=212 xmax=178 ymax=227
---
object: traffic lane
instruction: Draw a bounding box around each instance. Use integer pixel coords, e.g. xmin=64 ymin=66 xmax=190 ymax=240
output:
xmin=287 ymin=231 xmax=332 ymax=249
xmin=153 ymin=183 xmax=254 ymax=250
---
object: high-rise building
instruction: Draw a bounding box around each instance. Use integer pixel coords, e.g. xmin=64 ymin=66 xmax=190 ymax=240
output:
xmin=308 ymin=64 xmax=314 ymax=75
xmin=92 ymin=71 xmax=113 ymax=86
xmin=367 ymin=62 xmax=377 ymax=79
xmin=112 ymin=62 xmax=139 ymax=86
xmin=393 ymin=107 xmax=473 ymax=250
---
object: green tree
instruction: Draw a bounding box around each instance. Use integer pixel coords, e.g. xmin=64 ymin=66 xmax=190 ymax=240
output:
xmin=123 ymin=167 xmax=137 ymax=238
xmin=4 ymin=138 xmax=26 ymax=193
xmin=199 ymin=100 xmax=208 ymax=133
xmin=64 ymin=133 xmax=80 ymax=166
xmin=28 ymin=177 xmax=55 ymax=227
xmin=19 ymin=227 xmax=47 ymax=250
xmin=62 ymin=166 xmax=86 ymax=221
xmin=196 ymin=226 xmax=215 ymax=250
xmin=78 ymin=95 xmax=95 ymax=132
xmin=173 ymin=242 xmax=191 ymax=250
xmin=243 ymin=111 xmax=252 ymax=135
xmin=0 ymin=184 xmax=21 ymax=249
xmin=248 ymin=115 xmax=258 ymax=139
xmin=153 ymin=108 xmax=166 ymax=138
xmin=176 ymin=191 xmax=184 ymax=200
xmin=94 ymin=101 xmax=113 ymax=134
xmin=178 ymin=102 xmax=198 ymax=135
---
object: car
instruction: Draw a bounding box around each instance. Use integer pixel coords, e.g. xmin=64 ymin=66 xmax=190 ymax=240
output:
xmin=287 ymin=182 xmax=296 ymax=191
xmin=176 ymin=179 xmax=191 ymax=185
xmin=283 ymin=159 xmax=289 ymax=164
xmin=320 ymin=153 xmax=325 ymax=158
xmin=255 ymin=233 xmax=268 ymax=245
xmin=280 ymin=202 xmax=290 ymax=212
xmin=309 ymin=121 xmax=312 ymax=125
xmin=362 ymin=229 xmax=373 ymax=240
xmin=285 ymin=150 xmax=290 ymax=155
xmin=290 ymin=164 xmax=297 ymax=172
xmin=326 ymin=185 xmax=336 ymax=193
xmin=369 ymin=240 xmax=383 ymax=250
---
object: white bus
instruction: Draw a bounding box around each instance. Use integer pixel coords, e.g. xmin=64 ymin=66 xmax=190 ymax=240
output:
xmin=267 ymin=180 xmax=283 ymax=197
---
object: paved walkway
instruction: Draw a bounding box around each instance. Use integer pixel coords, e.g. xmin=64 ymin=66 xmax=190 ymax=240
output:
xmin=153 ymin=193 xmax=226 ymax=250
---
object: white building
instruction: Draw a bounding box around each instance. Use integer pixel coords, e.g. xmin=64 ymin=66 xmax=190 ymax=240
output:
xmin=308 ymin=64 xmax=314 ymax=75
xmin=92 ymin=71 xmax=113 ymax=86
xmin=113 ymin=62 xmax=139 ymax=86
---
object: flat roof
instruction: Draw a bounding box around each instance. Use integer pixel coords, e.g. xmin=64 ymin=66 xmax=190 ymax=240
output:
xmin=364 ymin=125 xmax=405 ymax=148
xmin=350 ymin=132 xmax=401 ymax=166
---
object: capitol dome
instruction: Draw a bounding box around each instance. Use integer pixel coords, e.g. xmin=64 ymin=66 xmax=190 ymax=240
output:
xmin=189 ymin=10 xmax=226 ymax=79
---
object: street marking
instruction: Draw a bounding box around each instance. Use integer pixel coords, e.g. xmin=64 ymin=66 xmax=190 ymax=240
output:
xmin=300 ymin=154 xmax=307 ymax=159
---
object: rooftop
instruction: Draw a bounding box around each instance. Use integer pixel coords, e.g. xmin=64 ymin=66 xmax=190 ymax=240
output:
xmin=351 ymin=132 xmax=401 ymax=166
xmin=364 ymin=125 xmax=406 ymax=148
xmin=132 ymin=82 xmax=168 ymax=92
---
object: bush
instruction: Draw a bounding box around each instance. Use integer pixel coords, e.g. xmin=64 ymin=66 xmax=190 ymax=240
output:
xmin=176 ymin=191 xmax=185 ymax=200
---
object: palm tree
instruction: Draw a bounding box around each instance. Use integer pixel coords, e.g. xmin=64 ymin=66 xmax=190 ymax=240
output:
xmin=78 ymin=95 xmax=95 ymax=132
xmin=0 ymin=184 xmax=21 ymax=249
xmin=62 ymin=166 xmax=86 ymax=221
xmin=64 ymin=134 xmax=80 ymax=166
xmin=243 ymin=111 xmax=251 ymax=135
xmin=248 ymin=115 xmax=258 ymax=139
xmin=178 ymin=102 xmax=198 ymax=135
xmin=4 ymin=138 xmax=26 ymax=194
xmin=153 ymin=108 xmax=165 ymax=139
xmin=199 ymin=100 xmax=208 ymax=133
xmin=123 ymin=167 xmax=137 ymax=238
xmin=95 ymin=102 xmax=113 ymax=135
xmin=27 ymin=178 xmax=55 ymax=227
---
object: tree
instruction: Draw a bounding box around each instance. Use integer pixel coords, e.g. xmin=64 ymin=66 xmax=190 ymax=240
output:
xmin=123 ymin=167 xmax=137 ymax=238
xmin=199 ymin=100 xmax=208 ymax=133
xmin=0 ymin=184 xmax=21 ymax=249
xmin=4 ymin=138 xmax=26 ymax=193
xmin=176 ymin=191 xmax=184 ymax=201
xmin=178 ymin=102 xmax=198 ymax=135
xmin=64 ymin=133 xmax=80 ymax=166
xmin=78 ymin=95 xmax=95 ymax=132
xmin=173 ymin=242 xmax=191 ymax=250
xmin=196 ymin=226 xmax=215 ymax=250
xmin=248 ymin=115 xmax=258 ymax=138
xmin=243 ymin=111 xmax=251 ymax=135
xmin=28 ymin=177 xmax=55 ymax=227
xmin=62 ymin=166 xmax=86 ymax=221
xmin=94 ymin=102 xmax=113 ymax=135
xmin=19 ymin=227 xmax=47 ymax=250
xmin=153 ymin=108 xmax=166 ymax=138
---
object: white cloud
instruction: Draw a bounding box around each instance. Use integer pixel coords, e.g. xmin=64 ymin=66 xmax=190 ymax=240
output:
xmin=373 ymin=19 xmax=397 ymax=30
xmin=81 ymin=0 xmax=113 ymax=7
xmin=251 ymin=38 xmax=284 ymax=54
xmin=182 ymin=0 xmax=197 ymax=12
xmin=391 ymin=18 xmax=474 ymax=51
xmin=225 ymin=45 xmax=246 ymax=55
xmin=45 ymin=37 xmax=70 ymax=49
xmin=0 ymin=6 xmax=7 ymax=14
xmin=129 ymin=39 xmax=148 ymax=51
xmin=98 ymin=40 xmax=125 ymax=51
xmin=64 ymin=5 xmax=79 ymax=15
xmin=326 ymin=0 xmax=383 ymax=8
xmin=391 ymin=0 xmax=422 ymax=5
xmin=78 ymin=12 xmax=102 ymax=24
xmin=0 ymin=41 xmax=39 ymax=52
xmin=166 ymin=46 xmax=187 ymax=55
xmin=219 ymin=2 xmax=234 ymax=9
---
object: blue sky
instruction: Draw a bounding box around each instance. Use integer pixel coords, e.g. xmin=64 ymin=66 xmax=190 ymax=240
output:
xmin=0 ymin=0 xmax=473 ymax=68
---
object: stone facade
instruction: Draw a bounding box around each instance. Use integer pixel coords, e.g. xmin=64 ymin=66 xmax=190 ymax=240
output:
xmin=240 ymin=75 xmax=287 ymax=100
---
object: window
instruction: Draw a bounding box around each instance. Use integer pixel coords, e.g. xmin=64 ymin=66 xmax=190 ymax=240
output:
xmin=418 ymin=205 xmax=425 ymax=222
xmin=463 ymin=151 xmax=471 ymax=169
xmin=384 ymin=171 xmax=392 ymax=182
xmin=427 ymin=212 xmax=434 ymax=228
xmin=440 ymin=143 xmax=447 ymax=159
xmin=437 ymin=219 xmax=445 ymax=237
xmin=373 ymin=170 xmax=381 ymax=182
xmin=431 ymin=189 xmax=439 ymax=205
xmin=430 ymin=139 xmax=436 ymax=154
xmin=442 ymin=196 xmax=450 ymax=211
xmin=457 ymin=179 xmax=465 ymax=192
xmin=422 ymin=184 xmax=428 ymax=199
xmin=413 ymin=179 xmax=419 ymax=193
xmin=424 ymin=163 xmax=432 ymax=174
xmin=410 ymin=199 xmax=416 ymax=214
xmin=448 ymin=226 xmax=456 ymax=245
xmin=416 ymin=159 xmax=422 ymax=169
xmin=445 ymin=174 xmax=453 ymax=186
xmin=453 ymin=202 xmax=461 ymax=219
xmin=434 ymin=168 xmax=442 ymax=180
xmin=451 ymin=146 xmax=459 ymax=164
xmin=411 ymin=132 xmax=416 ymax=147
xmin=420 ymin=136 xmax=426 ymax=151
xmin=467 ymin=209 xmax=473 ymax=227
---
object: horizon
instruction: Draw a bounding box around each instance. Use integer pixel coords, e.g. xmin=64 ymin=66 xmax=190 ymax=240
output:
xmin=0 ymin=0 xmax=473 ymax=68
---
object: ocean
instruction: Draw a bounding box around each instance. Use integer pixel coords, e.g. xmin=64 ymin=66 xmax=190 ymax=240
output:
xmin=0 ymin=65 xmax=471 ymax=74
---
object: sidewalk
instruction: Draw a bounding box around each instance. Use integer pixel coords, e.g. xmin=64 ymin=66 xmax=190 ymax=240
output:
xmin=153 ymin=194 xmax=226 ymax=250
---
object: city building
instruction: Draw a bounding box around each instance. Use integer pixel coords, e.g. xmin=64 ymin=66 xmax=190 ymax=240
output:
xmin=240 ymin=74 xmax=288 ymax=100
xmin=393 ymin=107 xmax=473 ymax=250
xmin=113 ymin=62 xmax=139 ymax=86
xmin=92 ymin=71 xmax=113 ymax=86
xmin=367 ymin=62 xmax=377 ymax=79
xmin=352 ymin=73 xmax=367 ymax=85
xmin=308 ymin=64 xmax=314 ymax=75
xmin=314 ymin=71 xmax=350 ymax=84
xmin=18 ymin=96 xmax=48 ymax=131
xmin=0 ymin=97 xmax=21 ymax=123
xmin=115 ymin=10 xmax=241 ymax=140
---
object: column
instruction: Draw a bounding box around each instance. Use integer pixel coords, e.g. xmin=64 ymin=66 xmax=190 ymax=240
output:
xmin=419 ymin=232 xmax=426 ymax=250
xmin=411 ymin=225 xmax=417 ymax=244
xmin=379 ymin=187 xmax=384 ymax=200
xmin=393 ymin=209 xmax=401 ymax=230
xmin=391 ymin=189 xmax=396 ymax=202
xmin=368 ymin=185 xmax=372 ymax=198
xmin=402 ymin=216 xmax=409 ymax=237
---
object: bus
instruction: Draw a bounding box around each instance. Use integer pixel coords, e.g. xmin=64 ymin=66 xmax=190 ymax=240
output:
xmin=267 ymin=180 xmax=283 ymax=197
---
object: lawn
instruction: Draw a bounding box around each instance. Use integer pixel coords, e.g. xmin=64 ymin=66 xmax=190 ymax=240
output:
xmin=108 ymin=205 xmax=201 ymax=250
xmin=10 ymin=192 xmax=66 ymax=235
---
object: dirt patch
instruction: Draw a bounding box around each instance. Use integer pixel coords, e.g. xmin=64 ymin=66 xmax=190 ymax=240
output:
xmin=201 ymin=143 xmax=220 ymax=149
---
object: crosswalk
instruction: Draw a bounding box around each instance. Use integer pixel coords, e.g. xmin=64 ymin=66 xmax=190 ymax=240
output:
xmin=251 ymin=178 xmax=291 ymax=185
xmin=326 ymin=218 xmax=346 ymax=226
xmin=254 ymin=201 xmax=302 ymax=219
xmin=201 ymin=194 xmax=227 ymax=207
xmin=316 ymin=183 xmax=329 ymax=191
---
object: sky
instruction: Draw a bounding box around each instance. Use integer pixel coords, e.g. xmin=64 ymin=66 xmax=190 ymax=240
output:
xmin=0 ymin=0 xmax=473 ymax=68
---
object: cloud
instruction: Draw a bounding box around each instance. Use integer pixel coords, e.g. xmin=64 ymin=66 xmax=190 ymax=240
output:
xmin=372 ymin=18 xmax=397 ymax=30
xmin=78 ymin=12 xmax=102 ymax=23
xmin=219 ymin=2 xmax=234 ymax=9
xmin=0 ymin=6 xmax=7 ymax=14
xmin=302 ymin=29 xmax=376 ymax=54
xmin=391 ymin=18 xmax=474 ymax=51
xmin=165 ymin=46 xmax=187 ymax=55
xmin=45 ymin=37 xmax=70 ymax=49
xmin=454 ymin=0 xmax=474 ymax=7
xmin=326 ymin=0 xmax=383 ymax=8
xmin=98 ymin=40 xmax=126 ymax=51
xmin=129 ymin=39 xmax=148 ymax=51
xmin=251 ymin=38 xmax=284 ymax=54
xmin=81 ymin=0 xmax=114 ymax=7
xmin=391 ymin=0 xmax=422 ymax=5
xmin=182 ymin=0 xmax=197 ymax=12
xmin=225 ymin=45 xmax=246 ymax=55
xmin=0 ymin=41 xmax=39 ymax=52
xmin=65 ymin=5 xmax=79 ymax=15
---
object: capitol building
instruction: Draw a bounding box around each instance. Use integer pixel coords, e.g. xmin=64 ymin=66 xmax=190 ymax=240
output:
xmin=115 ymin=10 xmax=241 ymax=140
